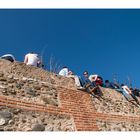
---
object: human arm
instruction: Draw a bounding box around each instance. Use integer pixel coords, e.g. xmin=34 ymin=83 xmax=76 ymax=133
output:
xmin=24 ymin=55 xmax=28 ymax=64
xmin=125 ymin=86 xmax=132 ymax=94
xmin=89 ymin=74 xmax=98 ymax=82
xmin=65 ymin=68 xmax=69 ymax=76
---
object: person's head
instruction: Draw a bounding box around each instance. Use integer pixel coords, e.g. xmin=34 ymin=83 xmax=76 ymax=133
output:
xmin=130 ymin=88 xmax=133 ymax=91
xmin=63 ymin=66 xmax=68 ymax=69
xmin=29 ymin=52 xmax=38 ymax=56
xmin=105 ymin=80 xmax=109 ymax=83
xmin=121 ymin=84 xmax=124 ymax=87
xmin=83 ymin=71 xmax=89 ymax=78
xmin=98 ymin=76 xmax=103 ymax=80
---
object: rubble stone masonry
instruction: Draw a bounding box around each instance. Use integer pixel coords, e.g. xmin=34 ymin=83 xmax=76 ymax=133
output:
xmin=0 ymin=59 xmax=140 ymax=131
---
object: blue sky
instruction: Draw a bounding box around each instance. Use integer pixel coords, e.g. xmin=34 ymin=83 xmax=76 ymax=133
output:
xmin=0 ymin=9 xmax=140 ymax=88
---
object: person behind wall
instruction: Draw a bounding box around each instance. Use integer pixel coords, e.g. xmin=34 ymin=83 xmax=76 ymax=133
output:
xmin=121 ymin=84 xmax=140 ymax=105
xmin=0 ymin=54 xmax=15 ymax=62
xmin=131 ymin=88 xmax=140 ymax=97
xmin=24 ymin=52 xmax=41 ymax=67
xmin=89 ymin=74 xmax=98 ymax=84
xmin=80 ymin=71 xmax=102 ymax=95
xmin=58 ymin=66 xmax=69 ymax=76
xmin=95 ymin=76 xmax=104 ymax=87
xmin=67 ymin=70 xmax=84 ymax=90
xmin=80 ymin=71 xmax=93 ymax=87
xmin=89 ymin=74 xmax=104 ymax=87
xmin=105 ymin=80 xmax=120 ymax=89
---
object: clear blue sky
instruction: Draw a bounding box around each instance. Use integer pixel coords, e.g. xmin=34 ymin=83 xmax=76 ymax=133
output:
xmin=0 ymin=9 xmax=140 ymax=88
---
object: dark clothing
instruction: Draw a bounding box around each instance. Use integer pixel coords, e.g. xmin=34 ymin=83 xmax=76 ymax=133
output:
xmin=131 ymin=93 xmax=140 ymax=104
xmin=132 ymin=89 xmax=140 ymax=97
xmin=105 ymin=82 xmax=114 ymax=88
xmin=105 ymin=82 xmax=120 ymax=89
xmin=95 ymin=76 xmax=103 ymax=86
xmin=79 ymin=76 xmax=102 ymax=96
xmin=80 ymin=76 xmax=96 ymax=87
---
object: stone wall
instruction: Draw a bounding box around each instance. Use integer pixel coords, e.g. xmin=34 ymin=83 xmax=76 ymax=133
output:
xmin=0 ymin=59 xmax=76 ymax=90
xmin=1 ymin=59 xmax=140 ymax=131
xmin=92 ymin=88 xmax=140 ymax=116
xmin=96 ymin=120 xmax=140 ymax=131
xmin=0 ymin=107 xmax=75 ymax=131
xmin=91 ymin=88 xmax=140 ymax=131
xmin=0 ymin=71 xmax=59 ymax=106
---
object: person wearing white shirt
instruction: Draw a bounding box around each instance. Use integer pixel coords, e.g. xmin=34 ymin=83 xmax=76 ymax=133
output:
xmin=121 ymin=85 xmax=131 ymax=95
xmin=59 ymin=66 xmax=68 ymax=76
xmin=24 ymin=52 xmax=41 ymax=67
xmin=89 ymin=74 xmax=98 ymax=82
xmin=0 ymin=54 xmax=15 ymax=62
xmin=67 ymin=71 xmax=84 ymax=89
xmin=121 ymin=84 xmax=139 ymax=105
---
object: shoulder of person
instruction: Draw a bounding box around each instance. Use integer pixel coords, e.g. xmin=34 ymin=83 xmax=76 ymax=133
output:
xmin=25 ymin=53 xmax=30 ymax=56
xmin=64 ymin=68 xmax=68 ymax=71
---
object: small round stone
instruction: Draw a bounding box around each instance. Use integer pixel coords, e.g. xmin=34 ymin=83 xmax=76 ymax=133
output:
xmin=0 ymin=118 xmax=6 ymax=126
xmin=32 ymin=124 xmax=45 ymax=131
